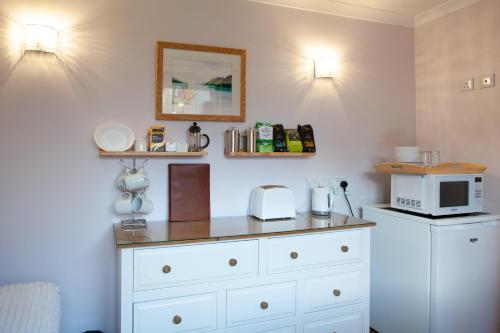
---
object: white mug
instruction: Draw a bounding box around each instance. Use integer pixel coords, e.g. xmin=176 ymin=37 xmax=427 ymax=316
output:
xmin=131 ymin=194 xmax=154 ymax=214
xmin=116 ymin=168 xmax=135 ymax=189
xmin=117 ymin=169 xmax=149 ymax=192
xmin=124 ymin=173 xmax=149 ymax=192
xmin=114 ymin=192 xmax=133 ymax=215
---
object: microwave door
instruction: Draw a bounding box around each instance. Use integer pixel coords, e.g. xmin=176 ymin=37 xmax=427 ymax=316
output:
xmin=440 ymin=181 xmax=469 ymax=208
xmin=434 ymin=176 xmax=475 ymax=215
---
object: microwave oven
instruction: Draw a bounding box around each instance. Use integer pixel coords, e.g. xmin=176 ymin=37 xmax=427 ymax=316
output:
xmin=390 ymin=173 xmax=483 ymax=216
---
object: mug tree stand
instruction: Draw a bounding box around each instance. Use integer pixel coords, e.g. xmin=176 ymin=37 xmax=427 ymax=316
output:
xmin=119 ymin=158 xmax=149 ymax=231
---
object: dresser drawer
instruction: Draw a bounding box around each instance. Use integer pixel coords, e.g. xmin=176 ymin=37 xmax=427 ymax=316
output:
xmin=267 ymin=231 xmax=363 ymax=273
xmin=227 ymin=282 xmax=296 ymax=327
xmin=134 ymin=240 xmax=258 ymax=290
xmin=304 ymin=312 xmax=362 ymax=333
xmin=133 ymin=293 xmax=217 ymax=333
xmin=304 ymin=271 xmax=362 ymax=313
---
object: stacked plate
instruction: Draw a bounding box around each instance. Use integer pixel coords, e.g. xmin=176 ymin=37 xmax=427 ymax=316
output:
xmin=394 ymin=147 xmax=420 ymax=163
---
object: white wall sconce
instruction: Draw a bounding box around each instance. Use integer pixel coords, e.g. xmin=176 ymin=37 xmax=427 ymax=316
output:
xmin=314 ymin=58 xmax=338 ymax=79
xmin=24 ymin=24 xmax=59 ymax=55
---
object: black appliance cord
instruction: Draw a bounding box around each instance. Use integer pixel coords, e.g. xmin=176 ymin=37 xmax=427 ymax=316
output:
xmin=344 ymin=191 xmax=354 ymax=217
xmin=340 ymin=180 xmax=354 ymax=217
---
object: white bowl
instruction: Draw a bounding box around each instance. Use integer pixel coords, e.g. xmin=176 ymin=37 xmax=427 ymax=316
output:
xmin=394 ymin=146 xmax=420 ymax=162
xmin=94 ymin=124 xmax=135 ymax=152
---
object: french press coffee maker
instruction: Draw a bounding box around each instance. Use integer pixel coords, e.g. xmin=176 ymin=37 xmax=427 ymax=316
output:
xmin=188 ymin=122 xmax=210 ymax=152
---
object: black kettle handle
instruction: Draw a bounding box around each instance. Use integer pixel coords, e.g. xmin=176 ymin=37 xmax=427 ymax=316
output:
xmin=202 ymin=134 xmax=210 ymax=149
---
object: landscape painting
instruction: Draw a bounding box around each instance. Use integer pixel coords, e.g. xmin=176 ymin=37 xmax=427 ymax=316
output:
xmin=170 ymin=59 xmax=232 ymax=112
xmin=156 ymin=42 xmax=246 ymax=122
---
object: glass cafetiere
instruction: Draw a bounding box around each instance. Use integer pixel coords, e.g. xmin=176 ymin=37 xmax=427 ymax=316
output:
xmin=188 ymin=122 xmax=210 ymax=152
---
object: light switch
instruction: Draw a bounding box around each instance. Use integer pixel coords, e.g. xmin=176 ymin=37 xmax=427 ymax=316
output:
xmin=461 ymin=78 xmax=474 ymax=92
xmin=479 ymin=74 xmax=495 ymax=88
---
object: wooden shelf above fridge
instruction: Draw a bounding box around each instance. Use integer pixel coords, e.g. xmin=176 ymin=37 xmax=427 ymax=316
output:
xmin=374 ymin=162 xmax=487 ymax=175
xmin=225 ymin=152 xmax=316 ymax=158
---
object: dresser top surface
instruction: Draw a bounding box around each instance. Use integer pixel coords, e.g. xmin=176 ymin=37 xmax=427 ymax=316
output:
xmin=113 ymin=212 xmax=375 ymax=248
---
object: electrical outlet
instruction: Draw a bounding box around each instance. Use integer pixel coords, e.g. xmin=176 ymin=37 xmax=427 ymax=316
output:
xmin=306 ymin=177 xmax=347 ymax=196
xmin=461 ymin=78 xmax=474 ymax=92
xmin=479 ymin=74 xmax=495 ymax=88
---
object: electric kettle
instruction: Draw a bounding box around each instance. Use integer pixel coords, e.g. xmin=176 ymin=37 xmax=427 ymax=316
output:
xmin=312 ymin=186 xmax=332 ymax=216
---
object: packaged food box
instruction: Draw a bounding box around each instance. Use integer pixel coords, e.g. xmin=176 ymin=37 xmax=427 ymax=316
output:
xmin=149 ymin=125 xmax=166 ymax=152
xmin=256 ymin=122 xmax=273 ymax=152
xmin=298 ymin=124 xmax=316 ymax=152
xmin=285 ymin=129 xmax=303 ymax=153
xmin=273 ymin=124 xmax=288 ymax=152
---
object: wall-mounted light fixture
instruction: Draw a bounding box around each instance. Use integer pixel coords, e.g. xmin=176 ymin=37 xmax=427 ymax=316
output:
xmin=314 ymin=58 xmax=338 ymax=80
xmin=24 ymin=24 xmax=59 ymax=54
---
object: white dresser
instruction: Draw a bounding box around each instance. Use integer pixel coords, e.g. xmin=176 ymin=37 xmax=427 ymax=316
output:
xmin=115 ymin=213 xmax=374 ymax=333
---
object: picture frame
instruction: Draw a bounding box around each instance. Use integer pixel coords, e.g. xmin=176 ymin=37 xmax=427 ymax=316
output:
xmin=156 ymin=41 xmax=246 ymax=122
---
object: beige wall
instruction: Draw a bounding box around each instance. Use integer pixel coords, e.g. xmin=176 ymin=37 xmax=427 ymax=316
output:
xmin=0 ymin=1 xmax=415 ymax=331
xmin=416 ymin=0 xmax=500 ymax=212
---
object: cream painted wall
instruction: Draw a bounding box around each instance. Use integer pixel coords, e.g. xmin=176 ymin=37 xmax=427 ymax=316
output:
xmin=0 ymin=0 xmax=415 ymax=332
xmin=415 ymin=0 xmax=500 ymax=213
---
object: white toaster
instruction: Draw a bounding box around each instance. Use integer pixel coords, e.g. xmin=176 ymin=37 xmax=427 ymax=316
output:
xmin=249 ymin=185 xmax=296 ymax=221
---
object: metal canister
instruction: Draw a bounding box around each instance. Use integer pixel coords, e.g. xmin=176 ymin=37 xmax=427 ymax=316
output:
xmin=239 ymin=131 xmax=248 ymax=152
xmin=225 ymin=127 xmax=239 ymax=153
xmin=247 ymin=128 xmax=257 ymax=153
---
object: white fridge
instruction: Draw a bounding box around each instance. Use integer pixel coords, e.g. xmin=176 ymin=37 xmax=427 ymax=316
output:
xmin=363 ymin=205 xmax=500 ymax=333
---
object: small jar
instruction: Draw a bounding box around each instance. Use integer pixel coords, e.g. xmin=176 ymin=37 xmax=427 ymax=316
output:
xmin=134 ymin=139 xmax=148 ymax=152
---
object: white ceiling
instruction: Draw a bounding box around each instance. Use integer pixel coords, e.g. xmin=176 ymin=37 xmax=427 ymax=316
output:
xmin=330 ymin=0 xmax=450 ymax=16
xmin=249 ymin=0 xmax=481 ymax=27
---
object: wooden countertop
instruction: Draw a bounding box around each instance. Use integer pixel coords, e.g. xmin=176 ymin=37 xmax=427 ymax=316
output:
xmin=113 ymin=212 xmax=375 ymax=248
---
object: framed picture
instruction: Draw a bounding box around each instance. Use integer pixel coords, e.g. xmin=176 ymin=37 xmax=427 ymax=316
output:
xmin=156 ymin=41 xmax=246 ymax=122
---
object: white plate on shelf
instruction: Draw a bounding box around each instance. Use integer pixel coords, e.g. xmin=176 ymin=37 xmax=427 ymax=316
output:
xmin=94 ymin=124 xmax=135 ymax=152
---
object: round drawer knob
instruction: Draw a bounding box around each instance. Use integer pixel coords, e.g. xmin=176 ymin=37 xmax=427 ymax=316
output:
xmin=333 ymin=289 xmax=341 ymax=297
xmin=172 ymin=315 xmax=182 ymax=325
xmin=260 ymin=301 xmax=269 ymax=310
xmin=229 ymin=258 xmax=238 ymax=267
xmin=162 ymin=265 xmax=172 ymax=274
xmin=290 ymin=251 xmax=299 ymax=259
xmin=341 ymin=245 xmax=349 ymax=253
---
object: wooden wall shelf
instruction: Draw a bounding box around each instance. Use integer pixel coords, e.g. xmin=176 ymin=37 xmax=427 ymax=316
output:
xmin=225 ymin=152 xmax=315 ymax=158
xmin=99 ymin=151 xmax=208 ymax=157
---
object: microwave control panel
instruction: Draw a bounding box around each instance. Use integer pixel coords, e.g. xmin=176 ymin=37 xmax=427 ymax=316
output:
xmin=474 ymin=176 xmax=483 ymax=204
